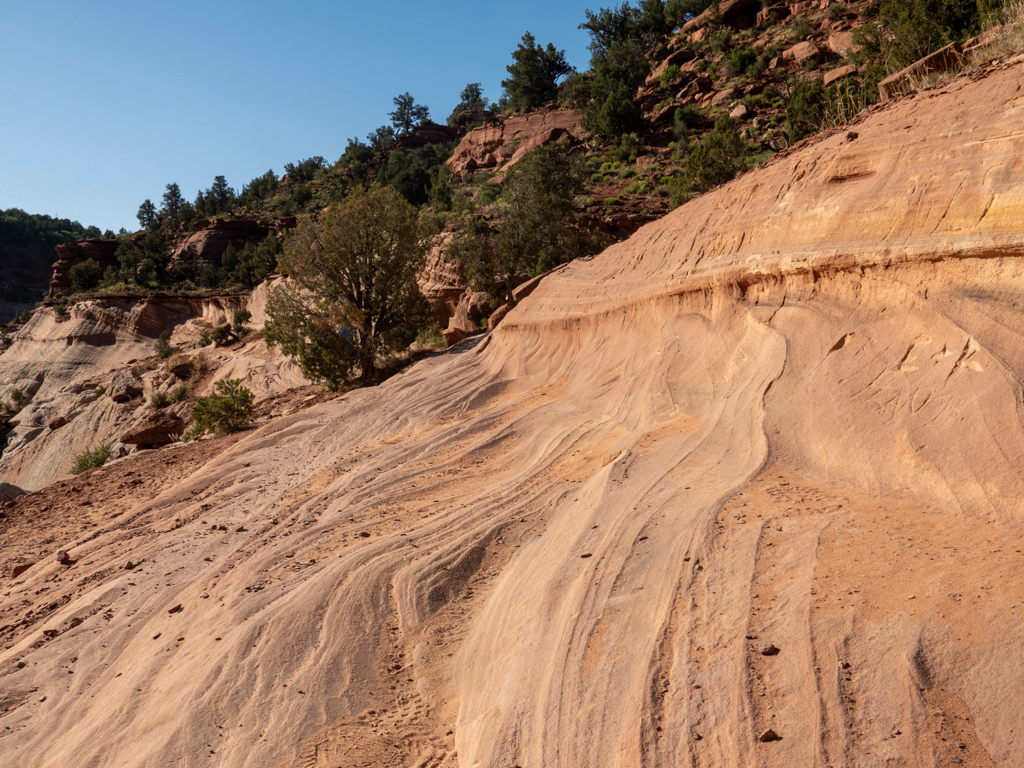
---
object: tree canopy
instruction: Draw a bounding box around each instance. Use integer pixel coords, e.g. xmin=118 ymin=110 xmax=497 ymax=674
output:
xmin=501 ymin=32 xmax=574 ymax=112
xmin=264 ymin=184 xmax=432 ymax=387
xmin=389 ymin=93 xmax=431 ymax=133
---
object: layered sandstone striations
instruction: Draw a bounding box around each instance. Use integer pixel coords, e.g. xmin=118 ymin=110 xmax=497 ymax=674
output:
xmin=3 ymin=64 xmax=1024 ymax=768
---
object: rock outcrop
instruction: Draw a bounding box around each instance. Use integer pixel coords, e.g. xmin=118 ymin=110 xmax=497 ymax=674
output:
xmin=120 ymin=410 xmax=186 ymax=447
xmin=172 ymin=217 xmax=272 ymax=263
xmin=392 ymin=121 xmax=460 ymax=150
xmin=4 ymin=63 xmax=1024 ymax=768
xmin=446 ymin=109 xmax=586 ymax=178
xmin=48 ymin=238 xmax=120 ymax=297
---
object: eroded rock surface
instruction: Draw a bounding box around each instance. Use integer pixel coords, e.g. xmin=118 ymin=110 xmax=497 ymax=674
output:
xmin=1 ymin=65 xmax=1024 ymax=768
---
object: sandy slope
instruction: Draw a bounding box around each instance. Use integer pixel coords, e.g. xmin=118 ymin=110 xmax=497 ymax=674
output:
xmin=3 ymin=61 xmax=1024 ymax=767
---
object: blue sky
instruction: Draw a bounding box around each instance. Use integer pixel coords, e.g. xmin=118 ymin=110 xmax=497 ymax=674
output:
xmin=1 ymin=0 xmax=597 ymax=233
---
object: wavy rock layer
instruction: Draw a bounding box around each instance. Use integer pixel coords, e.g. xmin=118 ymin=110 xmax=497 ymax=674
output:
xmin=3 ymin=65 xmax=1024 ymax=768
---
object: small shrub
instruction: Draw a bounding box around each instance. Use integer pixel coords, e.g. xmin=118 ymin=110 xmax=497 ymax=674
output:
xmin=613 ymin=133 xmax=644 ymax=164
xmin=53 ymin=303 xmax=69 ymax=321
xmin=479 ymin=183 xmax=502 ymax=204
xmin=12 ymin=309 xmax=32 ymax=325
xmin=169 ymin=384 xmax=189 ymax=403
xmin=9 ymin=389 xmax=25 ymax=409
xmin=625 ymin=180 xmax=652 ymax=194
xmin=70 ymin=259 xmax=103 ymax=293
xmin=585 ymin=197 xmax=597 ymax=205
xmin=684 ymin=115 xmax=749 ymax=194
xmin=71 ymin=443 xmax=114 ymax=475
xmin=197 ymin=330 xmax=212 ymax=347
xmin=790 ymin=18 xmax=812 ymax=40
xmin=590 ymin=172 xmax=606 ymax=183
xmin=155 ymin=330 xmax=174 ymax=359
xmin=787 ymin=78 xmax=827 ymax=141
xmin=604 ymin=197 xmax=620 ymax=205
xmin=415 ymin=322 xmax=447 ymax=350
xmin=232 ymin=308 xmax=252 ymax=331
xmin=150 ymin=390 xmax=170 ymax=409
xmin=94 ymin=385 xmax=106 ymax=397
xmin=619 ymin=167 xmax=637 ymax=179
xmin=827 ymin=2 xmax=849 ymax=19
xmin=728 ymin=46 xmax=759 ymax=76
xmin=188 ymin=378 xmax=254 ymax=437
xmin=211 ymin=326 xmax=231 ymax=347
xmin=709 ymin=28 xmax=733 ymax=53
xmin=660 ymin=64 xmax=682 ymax=84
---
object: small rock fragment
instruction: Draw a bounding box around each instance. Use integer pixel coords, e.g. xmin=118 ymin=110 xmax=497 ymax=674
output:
xmin=124 ymin=561 xmax=135 ymax=570
xmin=758 ymin=643 xmax=781 ymax=656
xmin=55 ymin=550 xmax=71 ymax=564
xmin=759 ymin=728 xmax=781 ymax=742
xmin=168 ymin=604 xmax=183 ymax=614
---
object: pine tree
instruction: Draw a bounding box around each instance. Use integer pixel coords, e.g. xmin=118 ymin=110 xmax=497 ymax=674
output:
xmin=501 ymin=32 xmax=574 ymax=112
xmin=136 ymin=199 xmax=157 ymax=229
xmin=161 ymin=183 xmax=184 ymax=220
xmin=388 ymin=93 xmax=431 ymax=133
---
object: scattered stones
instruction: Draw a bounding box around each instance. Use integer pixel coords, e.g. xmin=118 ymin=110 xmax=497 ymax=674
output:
xmin=108 ymin=371 xmax=144 ymax=403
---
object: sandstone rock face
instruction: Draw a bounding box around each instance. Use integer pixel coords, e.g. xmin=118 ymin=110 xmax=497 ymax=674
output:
xmin=4 ymin=65 xmax=1024 ymax=768
xmin=0 ymin=290 xmax=304 ymax=490
xmin=48 ymin=238 xmax=120 ymax=297
xmin=446 ymin=110 xmax=585 ymax=178
xmin=173 ymin=217 xmax=271 ymax=263
xmin=879 ymin=41 xmax=964 ymax=101
xmin=120 ymin=410 xmax=185 ymax=447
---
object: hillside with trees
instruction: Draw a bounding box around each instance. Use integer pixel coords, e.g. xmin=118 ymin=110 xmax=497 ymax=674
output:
xmin=0 ymin=209 xmax=104 ymax=321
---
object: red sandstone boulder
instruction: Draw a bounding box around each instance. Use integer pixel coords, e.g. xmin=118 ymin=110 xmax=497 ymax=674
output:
xmin=120 ymin=411 xmax=186 ymax=448
xmin=878 ymin=42 xmax=964 ymax=101
xmin=49 ymin=238 xmax=121 ymax=297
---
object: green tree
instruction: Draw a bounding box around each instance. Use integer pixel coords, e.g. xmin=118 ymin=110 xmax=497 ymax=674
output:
xmin=878 ymin=0 xmax=978 ymax=69
xmin=450 ymin=141 xmax=596 ymax=306
xmin=161 ymin=183 xmax=184 ymax=220
xmin=582 ymin=79 xmax=645 ymax=140
xmin=137 ymin=199 xmax=157 ymax=229
xmin=367 ymin=124 xmax=397 ymax=151
xmin=188 ymin=379 xmax=254 ymax=436
xmin=70 ymin=258 xmax=103 ymax=293
xmin=684 ymin=115 xmax=748 ymax=194
xmin=264 ymin=184 xmax=432 ymax=387
xmin=446 ymin=82 xmax=490 ymax=125
xmin=786 ymin=79 xmax=827 ymax=141
xmin=501 ymin=32 xmax=575 ymax=112
xmin=389 ymin=93 xmax=431 ymax=132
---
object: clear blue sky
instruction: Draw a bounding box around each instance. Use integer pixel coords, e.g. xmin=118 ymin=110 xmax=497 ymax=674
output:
xmin=1 ymin=0 xmax=597 ymax=233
